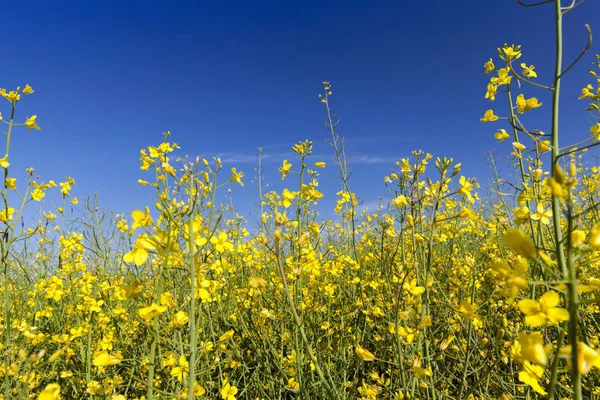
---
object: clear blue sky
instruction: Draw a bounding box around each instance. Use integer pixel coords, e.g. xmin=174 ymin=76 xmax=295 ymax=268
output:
xmin=3 ymin=0 xmax=599 ymax=223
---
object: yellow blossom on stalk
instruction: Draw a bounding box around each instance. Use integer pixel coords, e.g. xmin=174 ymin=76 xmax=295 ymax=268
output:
xmin=123 ymin=234 xmax=155 ymax=266
xmin=404 ymin=279 xmax=425 ymax=295
xmin=481 ymin=109 xmax=499 ymax=122
xmin=518 ymin=361 xmax=546 ymax=395
xmin=494 ymin=129 xmax=510 ymax=142
xmin=392 ymin=194 xmax=408 ymax=208
xmin=230 ymin=167 xmax=244 ymax=186
xmin=518 ymin=290 xmax=569 ymax=327
xmin=412 ymin=355 xmax=433 ymax=378
xmin=138 ymin=303 xmax=168 ymax=321
xmin=160 ymin=292 xmax=177 ymax=308
xmin=249 ymin=277 xmax=267 ymax=288
xmin=502 ymin=228 xmax=537 ymax=259
xmin=512 ymin=141 xmax=526 ymax=151
xmin=3 ymin=89 xmax=21 ymax=103
xmin=59 ymin=181 xmax=71 ymax=196
xmin=0 ymin=207 xmax=15 ymax=224
xmin=31 ymin=187 xmax=46 ymax=201
xmin=512 ymin=331 xmax=547 ymax=366
xmin=485 ymin=83 xmax=497 ymax=101
xmin=530 ymin=203 xmax=552 ymax=225
xmin=537 ymin=140 xmax=551 ymax=153
xmin=281 ymin=188 xmax=296 ymax=208
xmin=521 ymin=63 xmax=537 ymax=78
xmin=500 ymin=44 xmax=522 ymax=61
xmin=397 ymin=326 xmax=417 ymax=344
xmin=591 ymin=123 xmax=600 ymax=140
xmin=355 ymin=345 xmax=375 ymax=361
xmin=458 ymin=301 xmax=476 ymax=320
xmin=516 ymin=94 xmax=542 ymax=114
xmin=314 ymin=161 xmax=326 ymax=168
xmin=37 ymin=383 xmax=61 ymax=400
xmin=210 ymin=232 xmax=234 ymax=252
xmin=5 ymin=177 xmax=16 ymax=190
xmin=559 ymin=342 xmax=600 ymax=375
xmin=0 ymin=156 xmax=9 ymax=169
xmin=220 ymin=329 xmax=235 ymax=342
xmin=25 ymin=115 xmax=41 ymax=130
xmin=23 ymin=84 xmax=34 ymax=95
xmin=457 ymin=176 xmax=474 ymax=204
xmin=170 ymin=310 xmax=189 ymax=328
xmin=92 ymin=351 xmax=122 ymax=367
xmin=571 ymin=229 xmax=586 ymax=246
xmin=490 ymin=68 xmax=512 ymax=86
xmin=579 ymin=84 xmax=595 ymax=99
xmin=171 ymin=355 xmax=189 ymax=382
xmin=302 ymin=184 xmax=324 ymax=201
xmin=589 ymin=223 xmax=600 ymax=248
xmin=279 ymin=159 xmax=292 ymax=180
xmin=483 ymin=58 xmax=495 ymax=73
xmin=513 ymin=206 xmax=529 ymax=225
xmin=131 ymin=206 xmax=153 ymax=230
xmin=220 ymin=379 xmax=238 ymax=400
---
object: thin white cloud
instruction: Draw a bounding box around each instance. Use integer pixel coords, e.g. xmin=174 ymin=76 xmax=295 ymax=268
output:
xmin=351 ymin=155 xmax=398 ymax=165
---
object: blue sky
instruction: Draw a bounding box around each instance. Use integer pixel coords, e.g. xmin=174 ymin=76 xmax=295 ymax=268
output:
xmin=2 ymin=0 xmax=599 ymax=224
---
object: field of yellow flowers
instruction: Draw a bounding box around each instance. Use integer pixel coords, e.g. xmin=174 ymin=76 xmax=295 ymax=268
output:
xmin=2 ymin=2 xmax=600 ymax=400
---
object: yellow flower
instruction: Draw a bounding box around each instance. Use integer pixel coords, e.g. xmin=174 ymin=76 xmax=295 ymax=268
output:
xmin=518 ymin=361 xmax=546 ymax=395
xmin=92 ymin=351 xmax=122 ymax=367
xmin=480 ymin=109 xmax=499 ymax=122
xmin=123 ymin=234 xmax=155 ymax=266
xmin=483 ymin=58 xmax=495 ymax=74
xmin=22 ymin=84 xmax=34 ymax=95
xmin=210 ymin=232 xmax=234 ymax=252
xmin=131 ymin=206 xmax=153 ymax=230
xmin=513 ymin=331 xmax=547 ymax=366
xmin=220 ymin=329 xmax=235 ymax=342
xmin=579 ymin=84 xmax=595 ymax=99
xmin=530 ymin=203 xmax=552 ymax=225
xmin=559 ymin=342 xmax=600 ymax=375
xmin=403 ymin=279 xmax=425 ymax=296
xmin=37 ymin=383 xmax=61 ymax=400
xmin=457 ymin=176 xmax=474 ymax=204
xmin=518 ymin=290 xmax=569 ymax=327
xmin=230 ymin=167 xmax=244 ymax=186
xmin=139 ymin=303 xmax=168 ymax=321
xmin=516 ymin=94 xmax=542 ymax=114
xmin=279 ymin=160 xmax=292 ymax=180
xmin=31 ymin=187 xmax=46 ymax=201
xmin=458 ymin=301 xmax=476 ymax=320
xmin=171 ymin=355 xmax=189 ymax=382
xmin=355 ymin=345 xmax=375 ymax=361
xmin=392 ymin=195 xmax=409 ymax=208
xmin=485 ymin=83 xmax=497 ymax=101
xmin=502 ymin=228 xmax=537 ymax=259
xmin=281 ymin=188 xmax=296 ymax=208
xmin=220 ymin=379 xmax=238 ymax=400
xmin=170 ymin=311 xmax=189 ymax=329
xmin=25 ymin=115 xmax=41 ymax=131
xmin=4 ymin=178 xmax=15 ymax=191
xmin=520 ymin=63 xmax=537 ymax=78
xmin=0 ymin=156 xmax=9 ymax=169
xmin=314 ymin=161 xmax=326 ymax=168
xmin=494 ymin=129 xmax=510 ymax=142
xmin=589 ymin=223 xmax=600 ymax=248
xmin=490 ymin=68 xmax=512 ymax=86
xmin=0 ymin=207 xmax=15 ymax=224
xmin=591 ymin=123 xmax=600 ymax=140
xmin=501 ymin=44 xmax=522 ymax=61
xmin=160 ymin=292 xmax=177 ymax=308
